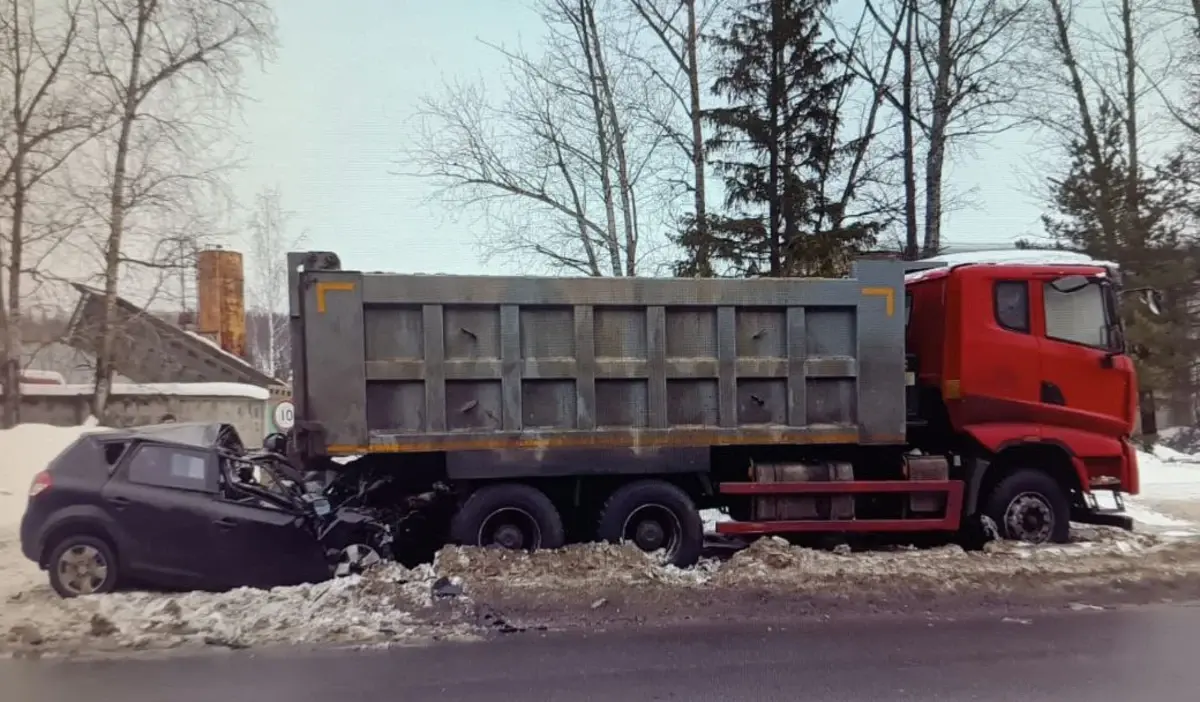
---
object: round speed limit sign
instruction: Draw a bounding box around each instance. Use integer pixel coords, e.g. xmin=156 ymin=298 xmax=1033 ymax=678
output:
xmin=273 ymin=401 xmax=295 ymax=431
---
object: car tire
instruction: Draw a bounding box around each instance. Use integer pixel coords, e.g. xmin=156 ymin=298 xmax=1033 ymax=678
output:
xmin=449 ymin=483 xmax=566 ymax=551
xmin=984 ymin=469 xmax=1071 ymax=545
xmin=46 ymin=534 xmax=120 ymax=598
xmin=596 ymin=480 xmax=704 ymax=568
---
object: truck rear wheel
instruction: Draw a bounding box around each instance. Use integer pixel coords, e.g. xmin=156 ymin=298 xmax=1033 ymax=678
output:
xmin=983 ymin=469 xmax=1071 ymax=544
xmin=596 ymin=480 xmax=704 ymax=568
xmin=450 ymin=483 xmax=566 ymax=551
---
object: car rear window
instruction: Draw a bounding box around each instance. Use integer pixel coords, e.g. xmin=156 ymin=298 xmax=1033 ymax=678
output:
xmin=126 ymin=445 xmax=214 ymax=493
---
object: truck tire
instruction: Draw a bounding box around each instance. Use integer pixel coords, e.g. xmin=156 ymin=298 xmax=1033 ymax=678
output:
xmin=450 ymin=483 xmax=566 ymax=551
xmin=983 ymin=469 xmax=1071 ymax=544
xmin=596 ymin=480 xmax=704 ymax=568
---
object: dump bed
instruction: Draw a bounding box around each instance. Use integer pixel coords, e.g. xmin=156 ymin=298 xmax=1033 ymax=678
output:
xmin=288 ymin=252 xmax=908 ymax=457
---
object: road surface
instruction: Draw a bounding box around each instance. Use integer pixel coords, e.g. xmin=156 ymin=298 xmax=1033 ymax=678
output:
xmin=5 ymin=604 xmax=1199 ymax=701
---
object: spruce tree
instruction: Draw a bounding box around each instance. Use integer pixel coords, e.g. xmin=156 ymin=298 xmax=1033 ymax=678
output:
xmin=679 ymin=0 xmax=875 ymax=278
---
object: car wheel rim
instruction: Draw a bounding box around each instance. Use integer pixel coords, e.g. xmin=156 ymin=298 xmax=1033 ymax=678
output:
xmin=1004 ymin=492 xmax=1055 ymax=544
xmin=335 ymin=544 xmax=382 ymax=577
xmin=57 ymin=545 xmax=108 ymax=595
xmin=478 ymin=508 xmax=540 ymax=550
xmin=621 ymin=504 xmax=682 ymax=559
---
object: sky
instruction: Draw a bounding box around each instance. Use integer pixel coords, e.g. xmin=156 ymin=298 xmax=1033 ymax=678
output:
xmin=228 ymin=0 xmax=1062 ymax=279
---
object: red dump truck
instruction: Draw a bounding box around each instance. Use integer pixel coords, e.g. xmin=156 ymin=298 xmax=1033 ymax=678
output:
xmin=279 ymin=250 xmax=1155 ymax=566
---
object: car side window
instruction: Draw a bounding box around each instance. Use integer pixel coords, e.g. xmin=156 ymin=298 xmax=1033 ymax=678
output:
xmin=993 ymin=281 xmax=1029 ymax=333
xmin=1043 ymin=281 xmax=1108 ymax=348
xmin=126 ymin=445 xmax=214 ymax=493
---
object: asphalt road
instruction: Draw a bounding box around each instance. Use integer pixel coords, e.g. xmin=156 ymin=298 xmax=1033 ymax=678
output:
xmin=4 ymin=604 xmax=1200 ymax=701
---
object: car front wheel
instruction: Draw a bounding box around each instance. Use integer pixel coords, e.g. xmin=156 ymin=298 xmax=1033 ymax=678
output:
xmin=47 ymin=535 xmax=120 ymax=598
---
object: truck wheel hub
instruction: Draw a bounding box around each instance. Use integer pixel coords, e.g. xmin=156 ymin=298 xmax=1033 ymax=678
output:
xmin=494 ymin=525 xmax=525 ymax=549
xmin=1005 ymin=493 xmax=1054 ymax=543
xmin=634 ymin=521 xmax=665 ymax=550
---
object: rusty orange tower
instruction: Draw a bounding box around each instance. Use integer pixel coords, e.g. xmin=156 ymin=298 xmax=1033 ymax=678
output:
xmin=196 ymin=248 xmax=246 ymax=358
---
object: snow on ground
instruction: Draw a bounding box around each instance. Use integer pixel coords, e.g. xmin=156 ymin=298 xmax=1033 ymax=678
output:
xmin=1123 ymin=441 xmax=1200 ymax=537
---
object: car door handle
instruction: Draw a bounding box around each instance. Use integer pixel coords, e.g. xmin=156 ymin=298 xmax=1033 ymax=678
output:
xmin=214 ymin=518 xmax=238 ymax=529
xmin=107 ymin=496 xmax=131 ymax=509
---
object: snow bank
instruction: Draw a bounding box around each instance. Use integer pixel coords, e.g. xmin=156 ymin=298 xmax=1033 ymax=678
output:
xmin=1136 ymin=447 xmax=1200 ymax=500
xmin=3 ymin=563 xmax=479 ymax=654
xmin=0 ymin=421 xmax=109 ymax=528
xmin=19 ymin=382 xmax=270 ymax=401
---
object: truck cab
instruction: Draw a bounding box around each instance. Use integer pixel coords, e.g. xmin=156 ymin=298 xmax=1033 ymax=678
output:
xmin=905 ymin=252 xmax=1141 ymax=537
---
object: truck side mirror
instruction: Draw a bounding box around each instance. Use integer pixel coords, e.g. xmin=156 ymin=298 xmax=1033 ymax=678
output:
xmin=1050 ymin=275 xmax=1089 ymax=293
xmin=1141 ymin=289 xmax=1163 ymax=317
xmin=263 ymin=432 xmax=287 ymax=454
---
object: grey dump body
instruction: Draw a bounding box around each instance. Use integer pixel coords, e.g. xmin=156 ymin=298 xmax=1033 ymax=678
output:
xmin=288 ymin=252 xmax=908 ymax=478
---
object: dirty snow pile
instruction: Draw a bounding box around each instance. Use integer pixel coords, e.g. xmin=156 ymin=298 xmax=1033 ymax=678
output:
xmin=440 ymin=525 xmax=1190 ymax=599
xmin=5 ymin=564 xmax=478 ymax=655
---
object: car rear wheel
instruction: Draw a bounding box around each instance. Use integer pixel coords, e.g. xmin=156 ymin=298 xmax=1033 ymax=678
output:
xmin=984 ymin=469 xmax=1071 ymax=544
xmin=449 ymin=483 xmax=566 ymax=551
xmin=596 ymin=480 xmax=704 ymax=568
xmin=47 ymin=535 xmax=119 ymax=598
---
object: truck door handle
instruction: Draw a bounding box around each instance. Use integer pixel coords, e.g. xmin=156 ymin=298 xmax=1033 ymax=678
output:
xmin=1040 ymin=381 xmax=1066 ymax=406
xmin=214 ymin=518 xmax=238 ymax=529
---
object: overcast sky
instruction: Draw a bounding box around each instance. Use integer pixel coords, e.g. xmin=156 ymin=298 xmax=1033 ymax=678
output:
xmin=227 ymin=0 xmax=1102 ymax=278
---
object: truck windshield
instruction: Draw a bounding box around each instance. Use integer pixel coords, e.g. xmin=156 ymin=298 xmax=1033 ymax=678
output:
xmin=1043 ymin=280 xmax=1112 ymax=349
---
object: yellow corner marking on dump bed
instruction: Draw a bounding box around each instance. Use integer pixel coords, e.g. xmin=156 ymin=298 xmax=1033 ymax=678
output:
xmin=862 ymin=286 xmax=895 ymax=317
xmin=315 ymin=281 xmax=356 ymax=313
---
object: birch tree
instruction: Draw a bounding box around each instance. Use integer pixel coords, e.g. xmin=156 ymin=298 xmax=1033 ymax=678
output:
xmin=245 ymin=184 xmax=301 ymax=379
xmin=80 ymin=0 xmax=274 ymax=418
xmin=833 ymin=0 xmax=1029 ymax=256
xmin=623 ymin=0 xmax=725 ymax=275
xmin=0 ymin=0 xmax=95 ymax=426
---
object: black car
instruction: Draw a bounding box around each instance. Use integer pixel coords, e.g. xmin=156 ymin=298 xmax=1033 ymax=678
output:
xmin=19 ymin=422 xmax=392 ymax=598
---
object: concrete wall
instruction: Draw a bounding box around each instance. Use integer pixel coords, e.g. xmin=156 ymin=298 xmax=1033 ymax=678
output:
xmin=6 ymin=385 xmax=270 ymax=444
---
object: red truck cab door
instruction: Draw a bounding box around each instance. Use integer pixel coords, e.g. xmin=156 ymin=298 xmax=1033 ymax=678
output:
xmin=1033 ymin=275 xmax=1134 ymax=434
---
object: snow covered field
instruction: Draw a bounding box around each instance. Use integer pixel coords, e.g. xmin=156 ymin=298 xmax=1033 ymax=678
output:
xmin=5 ymin=422 xmax=1200 ymax=657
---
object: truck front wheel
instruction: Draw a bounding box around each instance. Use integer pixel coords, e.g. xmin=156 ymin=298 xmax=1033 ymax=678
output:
xmin=983 ymin=469 xmax=1071 ymax=544
xmin=596 ymin=480 xmax=704 ymax=567
xmin=449 ymin=483 xmax=566 ymax=551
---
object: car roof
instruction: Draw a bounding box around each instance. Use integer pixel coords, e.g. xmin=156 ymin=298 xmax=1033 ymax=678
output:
xmin=91 ymin=422 xmax=243 ymax=450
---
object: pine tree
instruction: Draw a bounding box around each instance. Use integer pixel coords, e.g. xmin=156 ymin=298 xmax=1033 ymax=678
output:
xmin=1042 ymin=100 xmax=1200 ymax=424
xmin=677 ymin=0 xmax=875 ymax=278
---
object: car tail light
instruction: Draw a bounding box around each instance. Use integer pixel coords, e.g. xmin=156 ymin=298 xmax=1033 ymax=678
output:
xmin=28 ymin=471 xmax=52 ymax=498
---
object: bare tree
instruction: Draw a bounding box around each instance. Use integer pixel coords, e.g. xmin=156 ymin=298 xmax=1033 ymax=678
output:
xmin=1023 ymin=0 xmax=1178 ymax=248
xmin=0 ymin=0 xmax=97 ymax=427
xmin=244 ymin=184 xmax=302 ymax=379
xmin=398 ymin=0 xmax=678 ymax=276
xmin=622 ymin=0 xmax=726 ymax=275
xmin=833 ymin=0 xmax=1030 ymax=256
xmin=78 ymin=0 xmax=274 ymax=418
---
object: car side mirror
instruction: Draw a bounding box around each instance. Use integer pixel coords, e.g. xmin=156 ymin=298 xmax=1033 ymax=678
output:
xmin=1050 ymin=275 xmax=1089 ymax=293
